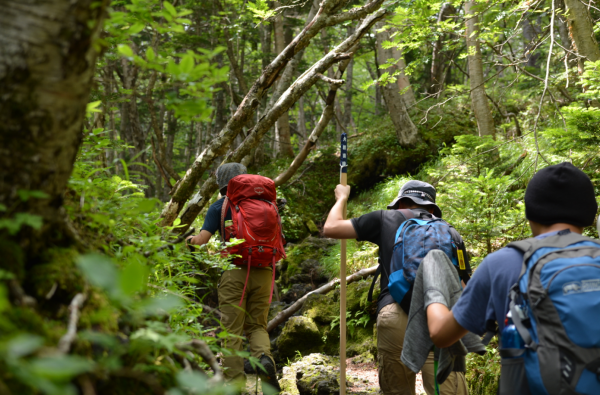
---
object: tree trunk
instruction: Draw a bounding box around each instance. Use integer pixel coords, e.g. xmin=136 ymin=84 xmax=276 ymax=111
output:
xmin=365 ymin=60 xmax=382 ymax=115
xmin=555 ymin=0 xmax=573 ymax=61
xmin=160 ymin=0 xmax=386 ymax=227
xmin=430 ymin=3 xmax=456 ymax=94
xmin=0 ymin=0 xmax=107 ymax=258
xmin=563 ymin=0 xmax=600 ymax=73
xmin=260 ymin=23 xmax=272 ymax=72
xmin=522 ymin=14 xmax=541 ymax=69
xmin=343 ymin=52 xmax=355 ymax=130
xmin=465 ymin=1 xmax=495 ymax=137
xmin=375 ymin=21 xmax=420 ymax=146
xmin=298 ymin=96 xmax=307 ymax=147
xmin=165 ymin=111 xmax=176 ymax=172
xmin=375 ymin=23 xmax=416 ymax=108
xmin=273 ymin=3 xmax=298 ymax=158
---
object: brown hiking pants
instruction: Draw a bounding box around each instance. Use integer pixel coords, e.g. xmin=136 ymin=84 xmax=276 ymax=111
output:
xmin=218 ymin=267 xmax=274 ymax=383
xmin=377 ymin=302 xmax=468 ymax=395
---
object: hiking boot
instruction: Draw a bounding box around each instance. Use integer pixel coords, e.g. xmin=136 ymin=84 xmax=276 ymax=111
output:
xmin=258 ymin=354 xmax=281 ymax=395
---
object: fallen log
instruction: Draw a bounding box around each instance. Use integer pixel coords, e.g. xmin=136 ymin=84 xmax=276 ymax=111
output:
xmin=266 ymin=265 xmax=378 ymax=332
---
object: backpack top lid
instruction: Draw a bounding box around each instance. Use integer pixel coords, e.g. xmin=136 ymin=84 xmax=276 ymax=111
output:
xmin=227 ymin=174 xmax=276 ymax=205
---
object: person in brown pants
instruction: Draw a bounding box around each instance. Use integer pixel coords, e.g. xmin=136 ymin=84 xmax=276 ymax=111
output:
xmin=187 ymin=163 xmax=280 ymax=394
xmin=323 ymin=180 xmax=468 ymax=395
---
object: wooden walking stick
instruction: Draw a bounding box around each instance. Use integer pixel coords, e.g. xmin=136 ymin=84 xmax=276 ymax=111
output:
xmin=339 ymin=132 xmax=348 ymax=395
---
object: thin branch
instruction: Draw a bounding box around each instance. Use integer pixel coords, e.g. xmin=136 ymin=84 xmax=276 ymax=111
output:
xmin=177 ymin=339 xmax=223 ymax=383
xmin=316 ymin=73 xmax=345 ymax=86
xmin=58 ymin=293 xmax=87 ymax=354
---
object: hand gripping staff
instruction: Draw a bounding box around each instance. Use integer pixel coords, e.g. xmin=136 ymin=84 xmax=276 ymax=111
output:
xmin=339 ymin=133 xmax=348 ymax=395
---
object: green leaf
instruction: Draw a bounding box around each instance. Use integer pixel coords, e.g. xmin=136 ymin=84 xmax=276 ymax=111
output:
xmin=146 ymin=47 xmax=156 ymax=62
xmin=128 ymin=22 xmax=145 ymax=35
xmin=0 ymin=203 xmax=6 ymax=211
xmin=17 ymin=190 xmax=50 ymax=201
xmin=29 ymin=355 xmax=94 ymax=380
xmin=119 ymin=261 xmax=148 ymax=296
xmin=118 ymin=44 xmax=134 ymax=58
xmin=163 ymin=1 xmax=177 ymax=16
xmin=14 ymin=213 xmax=43 ymax=230
xmin=180 ymin=53 xmax=194 ymax=74
xmin=137 ymin=199 xmax=157 ymax=213
xmin=77 ymin=254 xmax=119 ymax=295
xmin=6 ymin=334 xmax=44 ymax=358
xmin=176 ymin=370 xmax=209 ymax=394
xmin=86 ymin=100 xmax=102 ymax=114
xmin=139 ymin=294 xmax=183 ymax=316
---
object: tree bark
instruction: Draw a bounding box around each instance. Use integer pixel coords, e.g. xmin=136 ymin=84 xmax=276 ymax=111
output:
xmin=343 ymin=34 xmax=355 ymax=131
xmin=0 ymin=0 xmax=108 ymax=257
xmin=224 ymin=27 xmax=249 ymax=96
xmin=298 ymin=96 xmax=307 ymax=146
xmin=563 ymin=0 xmax=600 ymax=71
xmin=555 ymin=0 xmax=573 ymax=61
xmin=522 ymin=13 xmax=541 ymax=69
xmin=176 ymin=11 xmax=386 ymax=232
xmin=430 ymin=3 xmax=456 ymax=94
xmin=160 ymin=0 xmax=386 ymax=227
xmin=375 ymin=22 xmax=420 ymax=146
xmin=365 ymin=60 xmax=382 ymax=115
xmin=465 ymin=1 xmax=495 ymax=137
xmin=274 ymin=3 xmax=302 ymax=158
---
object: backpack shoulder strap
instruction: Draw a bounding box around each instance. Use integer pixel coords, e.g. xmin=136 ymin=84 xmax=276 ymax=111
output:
xmin=220 ymin=196 xmax=229 ymax=242
xmin=367 ymin=264 xmax=382 ymax=302
xmin=506 ymin=238 xmax=536 ymax=254
xmin=397 ymin=209 xmax=415 ymax=220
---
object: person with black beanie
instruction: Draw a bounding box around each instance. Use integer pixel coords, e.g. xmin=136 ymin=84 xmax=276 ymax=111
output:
xmin=417 ymin=162 xmax=599 ymax=377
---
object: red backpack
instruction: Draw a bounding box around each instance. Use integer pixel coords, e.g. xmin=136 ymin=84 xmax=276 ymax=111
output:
xmin=220 ymin=174 xmax=286 ymax=305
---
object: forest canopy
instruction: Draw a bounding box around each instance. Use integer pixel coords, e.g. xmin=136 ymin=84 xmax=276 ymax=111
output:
xmin=1 ymin=0 xmax=600 ymax=393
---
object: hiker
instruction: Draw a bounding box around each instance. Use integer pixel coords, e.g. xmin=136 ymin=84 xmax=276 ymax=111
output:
xmin=323 ymin=180 xmax=471 ymax=395
xmin=187 ymin=163 xmax=285 ymax=394
xmin=425 ymin=162 xmax=600 ymax=394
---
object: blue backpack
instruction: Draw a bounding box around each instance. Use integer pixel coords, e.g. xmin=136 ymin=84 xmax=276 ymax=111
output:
xmin=501 ymin=230 xmax=600 ymax=395
xmin=386 ymin=210 xmax=471 ymax=311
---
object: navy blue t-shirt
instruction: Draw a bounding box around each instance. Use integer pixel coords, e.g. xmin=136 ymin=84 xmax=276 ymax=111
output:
xmin=452 ymin=231 xmax=560 ymax=336
xmin=200 ymin=197 xmax=232 ymax=235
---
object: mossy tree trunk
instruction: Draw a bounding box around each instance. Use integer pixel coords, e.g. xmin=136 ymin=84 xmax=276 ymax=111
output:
xmin=0 ymin=0 xmax=108 ymax=260
xmin=465 ymin=0 xmax=495 ymax=137
xmin=375 ymin=21 xmax=421 ymax=147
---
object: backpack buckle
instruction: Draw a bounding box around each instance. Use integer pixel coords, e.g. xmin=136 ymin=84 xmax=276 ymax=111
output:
xmin=248 ymin=247 xmax=253 ymax=255
xmin=258 ymin=246 xmax=264 ymax=253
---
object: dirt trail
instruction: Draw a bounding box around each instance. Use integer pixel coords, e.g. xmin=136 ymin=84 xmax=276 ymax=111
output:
xmin=244 ymin=356 xmax=426 ymax=395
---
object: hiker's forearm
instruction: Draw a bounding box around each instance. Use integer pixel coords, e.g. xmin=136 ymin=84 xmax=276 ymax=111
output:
xmin=427 ymin=303 xmax=468 ymax=348
xmin=323 ymin=198 xmax=357 ymax=239
xmin=188 ymin=230 xmax=212 ymax=246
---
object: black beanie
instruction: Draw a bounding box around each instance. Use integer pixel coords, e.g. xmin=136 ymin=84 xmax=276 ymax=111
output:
xmin=525 ymin=162 xmax=597 ymax=227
